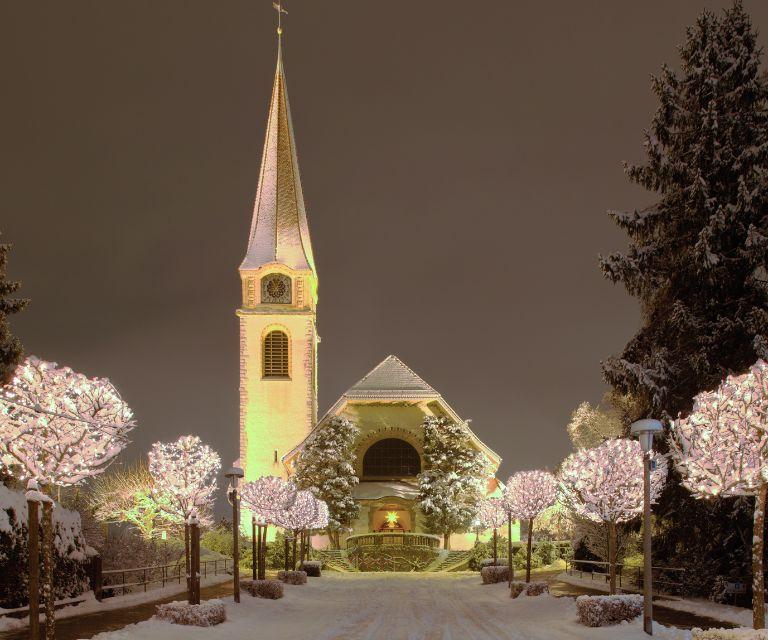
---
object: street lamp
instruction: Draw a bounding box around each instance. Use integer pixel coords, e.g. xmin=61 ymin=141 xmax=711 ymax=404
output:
xmin=630 ymin=418 xmax=664 ymax=636
xmin=225 ymin=465 xmax=244 ymax=603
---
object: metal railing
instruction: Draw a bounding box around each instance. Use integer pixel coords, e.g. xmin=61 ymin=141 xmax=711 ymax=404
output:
xmin=346 ymin=532 xmax=442 ymax=550
xmin=565 ymin=559 xmax=686 ymax=595
xmin=565 ymin=559 xmax=626 ymax=587
xmin=100 ymin=558 xmax=231 ymax=597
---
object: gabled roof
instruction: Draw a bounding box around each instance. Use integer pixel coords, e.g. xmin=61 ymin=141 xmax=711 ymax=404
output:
xmin=345 ymin=355 xmax=438 ymax=399
xmin=240 ymin=44 xmax=316 ymax=274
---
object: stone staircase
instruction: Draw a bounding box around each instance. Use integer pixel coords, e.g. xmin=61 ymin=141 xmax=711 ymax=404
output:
xmin=424 ymin=549 xmax=473 ymax=572
xmin=313 ymin=549 xmax=358 ymax=572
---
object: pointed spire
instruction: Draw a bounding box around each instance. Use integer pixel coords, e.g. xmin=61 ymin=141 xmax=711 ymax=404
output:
xmin=240 ymin=36 xmax=316 ymax=274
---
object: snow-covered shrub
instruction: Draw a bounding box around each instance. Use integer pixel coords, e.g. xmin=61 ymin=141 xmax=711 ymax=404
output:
xmin=480 ymin=557 xmax=508 ymax=568
xmin=0 ymin=484 xmax=91 ymax=608
xmin=300 ymin=560 xmax=321 ymax=577
xmin=692 ymin=629 xmax=768 ymax=639
xmin=509 ymin=581 xmax=549 ymax=598
xmin=241 ymin=579 xmax=284 ymax=599
xmin=575 ymin=594 xmax=643 ymax=627
xmin=481 ymin=565 xmax=509 ymax=584
xmin=278 ymin=570 xmax=307 ymax=585
xmin=155 ymin=600 xmax=226 ymax=627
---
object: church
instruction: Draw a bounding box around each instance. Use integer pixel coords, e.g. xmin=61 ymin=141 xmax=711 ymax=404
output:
xmin=236 ymin=34 xmax=508 ymax=551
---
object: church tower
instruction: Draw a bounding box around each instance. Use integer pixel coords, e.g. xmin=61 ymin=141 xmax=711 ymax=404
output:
xmin=237 ymin=26 xmax=318 ymax=519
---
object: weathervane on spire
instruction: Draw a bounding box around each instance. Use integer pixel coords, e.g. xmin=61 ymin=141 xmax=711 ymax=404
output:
xmin=272 ymin=1 xmax=288 ymax=37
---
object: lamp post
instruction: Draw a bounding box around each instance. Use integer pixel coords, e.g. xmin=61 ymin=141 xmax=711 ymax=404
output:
xmin=630 ymin=418 xmax=663 ymax=636
xmin=225 ymin=465 xmax=244 ymax=603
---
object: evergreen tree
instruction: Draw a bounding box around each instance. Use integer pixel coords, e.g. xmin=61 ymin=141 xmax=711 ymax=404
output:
xmin=293 ymin=416 xmax=360 ymax=549
xmin=0 ymin=232 xmax=28 ymax=384
xmin=600 ymin=1 xmax=768 ymax=419
xmin=417 ymin=417 xmax=487 ymax=550
xmin=599 ymin=2 xmax=768 ymax=598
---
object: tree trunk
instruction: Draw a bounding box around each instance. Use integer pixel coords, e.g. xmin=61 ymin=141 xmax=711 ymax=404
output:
xmin=443 ymin=533 xmax=450 ymax=550
xmin=42 ymin=500 xmax=55 ymax=640
xmin=253 ymin=521 xmax=259 ymax=581
xmin=507 ymin=514 xmax=514 ymax=587
xmin=284 ymin=535 xmax=290 ymax=572
xmin=260 ymin=526 xmax=267 ymax=581
xmin=184 ymin=522 xmax=190 ymax=598
xmin=493 ymin=528 xmax=498 ymax=564
xmin=27 ymin=497 xmax=40 ymax=640
xmin=753 ymin=482 xmax=767 ymax=630
xmin=526 ymin=518 xmax=534 ymax=583
xmin=291 ymin=531 xmax=297 ymax=569
xmin=608 ymin=520 xmax=618 ymax=595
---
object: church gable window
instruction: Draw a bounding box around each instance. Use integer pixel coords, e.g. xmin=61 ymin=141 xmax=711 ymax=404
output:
xmin=363 ymin=438 xmax=420 ymax=478
xmin=261 ymin=273 xmax=292 ymax=304
xmin=263 ymin=330 xmax=290 ymax=378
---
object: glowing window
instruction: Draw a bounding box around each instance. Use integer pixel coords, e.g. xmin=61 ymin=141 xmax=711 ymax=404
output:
xmin=363 ymin=439 xmax=420 ymax=477
xmin=263 ymin=330 xmax=289 ymax=378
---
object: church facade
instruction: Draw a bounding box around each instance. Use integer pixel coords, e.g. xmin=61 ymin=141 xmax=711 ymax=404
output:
xmin=237 ymin=37 xmax=509 ymax=550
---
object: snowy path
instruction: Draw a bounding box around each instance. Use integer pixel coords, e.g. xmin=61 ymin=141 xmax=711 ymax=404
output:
xmin=89 ymin=573 xmax=695 ymax=640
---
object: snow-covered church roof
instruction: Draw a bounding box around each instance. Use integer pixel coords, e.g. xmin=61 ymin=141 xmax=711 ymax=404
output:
xmin=240 ymin=43 xmax=316 ymax=274
xmin=344 ymin=355 xmax=438 ymax=399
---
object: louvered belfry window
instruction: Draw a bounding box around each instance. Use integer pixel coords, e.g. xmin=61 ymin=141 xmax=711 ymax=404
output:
xmin=263 ymin=330 xmax=289 ymax=378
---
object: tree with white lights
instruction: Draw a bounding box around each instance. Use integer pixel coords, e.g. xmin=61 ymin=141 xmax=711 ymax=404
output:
xmin=0 ymin=356 xmax=134 ymax=640
xmin=478 ymin=497 xmax=506 ymax=564
xmin=294 ymin=416 xmax=359 ymax=549
xmin=274 ymin=489 xmax=319 ymax=568
xmin=418 ymin=417 xmax=487 ymax=549
xmin=669 ymin=360 xmax=768 ymax=629
xmin=558 ymin=438 xmax=667 ymax=594
xmin=240 ymin=475 xmax=297 ymax=524
xmin=505 ymin=470 xmax=557 ymax=582
xmin=148 ymin=435 xmax=221 ymax=590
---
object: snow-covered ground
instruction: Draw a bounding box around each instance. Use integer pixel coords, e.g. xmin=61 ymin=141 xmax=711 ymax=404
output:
xmin=88 ymin=573 xmax=707 ymax=640
xmin=0 ymin=574 xmax=231 ymax=633
xmin=556 ymin=571 xmax=753 ymax=627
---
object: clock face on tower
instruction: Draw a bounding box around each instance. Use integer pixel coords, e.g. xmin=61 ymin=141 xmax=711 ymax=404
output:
xmin=261 ymin=273 xmax=292 ymax=304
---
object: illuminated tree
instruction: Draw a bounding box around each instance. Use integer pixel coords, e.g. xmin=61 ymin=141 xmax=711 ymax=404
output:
xmin=566 ymin=401 xmax=624 ymax=450
xmin=0 ymin=357 xmax=135 ymax=485
xmin=558 ymin=439 xmax=667 ymax=593
xmin=669 ymin=360 xmax=768 ymax=629
xmin=293 ymin=416 xmax=359 ymax=549
xmin=478 ymin=497 xmax=506 ymax=564
xmin=0 ymin=231 xmax=28 ymax=385
xmin=148 ymin=435 xmax=221 ymax=589
xmin=240 ymin=476 xmax=297 ymax=524
xmin=505 ymin=470 xmax=557 ymax=581
xmin=0 ymin=356 xmax=134 ymax=639
xmin=89 ymin=462 xmax=175 ymax=540
xmin=274 ymin=489 xmax=319 ymax=569
xmin=418 ymin=417 xmax=488 ymax=549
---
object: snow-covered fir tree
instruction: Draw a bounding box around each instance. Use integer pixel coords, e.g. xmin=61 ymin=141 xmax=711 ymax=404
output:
xmin=417 ymin=417 xmax=487 ymax=549
xmin=293 ymin=416 xmax=359 ymax=549
xmin=0 ymin=231 xmax=27 ymax=385
xmin=600 ymin=1 xmax=768 ymax=418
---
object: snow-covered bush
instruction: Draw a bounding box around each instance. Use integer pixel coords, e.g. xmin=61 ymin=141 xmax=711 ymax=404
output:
xmin=509 ymin=581 xmax=549 ymax=598
xmin=480 ymin=565 xmax=509 ymax=584
xmin=575 ymin=594 xmax=643 ymax=627
xmin=692 ymin=629 xmax=768 ymax=639
xmin=300 ymin=560 xmax=321 ymax=577
xmin=155 ymin=600 xmax=226 ymax=627
xmin=0 ymin=484 xmax=91 ymax=607
xmin=278 ymin=570 xmax=307 ymax=585
xmin=480 ymin=557 xmax=508 ymax=568
xmin=241 ymin=579 xmax=284 ymax=599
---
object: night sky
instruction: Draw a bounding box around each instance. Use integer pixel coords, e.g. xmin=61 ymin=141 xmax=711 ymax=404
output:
xmin=3 ymin=1 xmax=768 ymax=511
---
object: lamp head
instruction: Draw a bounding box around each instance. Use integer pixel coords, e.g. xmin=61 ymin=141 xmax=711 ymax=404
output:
xmin=225 ymin=465 xmax=244 ymax=486
xmin=630 ymin=419 xmax=664 ymax=453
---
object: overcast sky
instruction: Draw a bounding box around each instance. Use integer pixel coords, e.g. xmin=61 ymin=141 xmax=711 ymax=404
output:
xmin=2 ymin=1 xmax=767 ymax=512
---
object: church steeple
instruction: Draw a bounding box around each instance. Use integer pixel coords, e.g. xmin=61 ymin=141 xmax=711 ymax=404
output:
xmin=240 ymin=41 xmax=316 ymax=275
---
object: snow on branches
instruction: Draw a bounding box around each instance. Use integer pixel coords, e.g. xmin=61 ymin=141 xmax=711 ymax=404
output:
xmin=478 ymin=497 xmax=507 ymax=530
xmin=558 ymin=439 xmax=667 ymax=525
xmin=0 ymin=356 xmax=134 ymax=485
xmin=669 ymin=360 xmax=768 ymax=499
xmin=274 ymin=489 xmax=319 ymax=532
xmin=148 ymin=436 xmax=221 ymax=525
xmin=505 ymin=470 xmax=557 ymax=522
xmin=669 ymin=359 xmax=768 ymax=629
xmin=240 ymin=476 xmax=298 ymax=524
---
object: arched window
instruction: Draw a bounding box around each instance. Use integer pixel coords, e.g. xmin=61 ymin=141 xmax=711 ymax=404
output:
xmin=263 ymin=330 xmax=289 ymax=378
xmin=363 ymin=438 xmax=420 ymax=477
